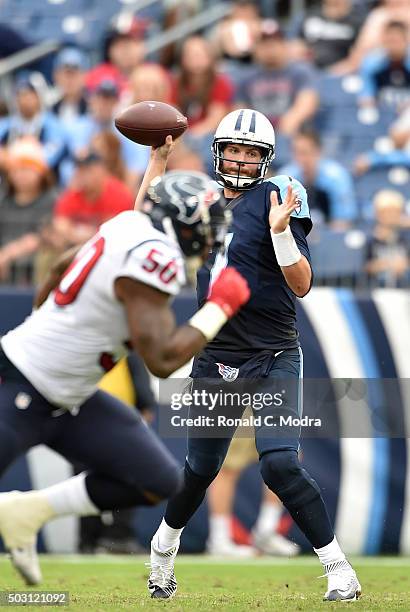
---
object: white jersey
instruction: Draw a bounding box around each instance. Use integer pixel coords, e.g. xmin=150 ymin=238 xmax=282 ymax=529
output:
xmin=1 ymin=211 xmax=185 ymax=410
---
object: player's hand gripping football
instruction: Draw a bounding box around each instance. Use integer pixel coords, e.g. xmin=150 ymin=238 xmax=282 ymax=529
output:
xmin=150 ymin=134 xmax=174 ymax=163
xmin=208 ymin=267 xmax=250 ymax=318
xmin=269 ymin=185 xmax=300 ymax=234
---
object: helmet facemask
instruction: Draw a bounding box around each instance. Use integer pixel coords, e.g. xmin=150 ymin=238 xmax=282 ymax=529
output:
xmin=212 ymin=109 xmax=276 ymax=191
xmin=213 ymin=139 xmax=275 ymax=191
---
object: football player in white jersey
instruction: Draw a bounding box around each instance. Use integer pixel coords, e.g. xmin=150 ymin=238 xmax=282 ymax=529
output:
xmin=0 ymin=137 xmax=250 ymax=585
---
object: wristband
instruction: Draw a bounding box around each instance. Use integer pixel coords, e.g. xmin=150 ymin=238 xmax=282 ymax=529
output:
xmin=270 ymin=225 xmax=301 ymax=267
xmin=188 ymin=301 xmax=228 ymax=341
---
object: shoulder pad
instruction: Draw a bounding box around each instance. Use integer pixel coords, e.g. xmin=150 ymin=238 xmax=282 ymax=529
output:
xmin=266 ymin=175 xmax=311 ymax=219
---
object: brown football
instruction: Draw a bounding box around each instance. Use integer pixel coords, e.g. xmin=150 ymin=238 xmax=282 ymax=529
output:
xmin=114 ymin=101 xmax=188 ymax=147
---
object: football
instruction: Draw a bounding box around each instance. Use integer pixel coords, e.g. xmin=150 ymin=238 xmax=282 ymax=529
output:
xmin=114 ymin=101 xmax=188 ymax=147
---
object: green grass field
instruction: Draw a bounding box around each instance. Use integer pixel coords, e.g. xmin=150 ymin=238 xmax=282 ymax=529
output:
xmin=1 ymin=555 xmax=410 ymax=611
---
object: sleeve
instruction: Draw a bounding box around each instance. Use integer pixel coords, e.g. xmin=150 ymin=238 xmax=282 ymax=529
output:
xmin=42 ymin=114 xmax=67 ymax=169
xmin=289 ymin=217 xmax=311 ymax=264
xmin=359 ymin=51 xmax=385 ymax=99
xmin=367 ymin=149 xmax=410 ymax=169
xmin=265 ymin=174 xmax=312 ymax=235
xmin=210 ymin=74 xmax=235 ymax=104
xmin=0 ymin=118 xmax=10 ymax=144
xmin=114 ymin=239 xmax=186 ymax=296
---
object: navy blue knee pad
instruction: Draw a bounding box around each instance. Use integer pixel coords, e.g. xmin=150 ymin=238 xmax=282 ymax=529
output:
xmin=260 ymin=450 xmax=321 ymax=509
xmin=186 ymin=448 xmax=226 ymax=477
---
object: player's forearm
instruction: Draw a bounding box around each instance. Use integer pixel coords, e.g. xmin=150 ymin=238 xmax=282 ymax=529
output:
xmin=134 ymin=157 xmax=167 ymax=211
xmin=143 ymin=325 xmax=207 ymax=378
xmin=281 ymin=256 xmax=312 ymax=298
xmin=134 ymin=137 xmax=175 ymax=211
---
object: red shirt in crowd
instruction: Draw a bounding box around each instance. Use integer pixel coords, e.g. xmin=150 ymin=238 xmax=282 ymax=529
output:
xmin=54 ymin=175 xmax=134 ymax=225
xmin=171 ymin=73 xmax=234 ymax=126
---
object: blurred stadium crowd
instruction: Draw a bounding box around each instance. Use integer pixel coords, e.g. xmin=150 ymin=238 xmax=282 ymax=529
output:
xmin=0 ymin=0 xmax=409 ymax=288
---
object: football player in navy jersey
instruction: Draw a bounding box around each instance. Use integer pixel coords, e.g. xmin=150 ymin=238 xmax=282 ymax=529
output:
xmin=148 ymin=109 xmax=361 ymax=602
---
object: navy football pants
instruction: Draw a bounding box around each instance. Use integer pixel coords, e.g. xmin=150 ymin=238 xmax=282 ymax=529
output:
xmin=0 ymin=350 xmax=182 ymax=509
xmin=164 ymin=348 xmax=334 ymax=548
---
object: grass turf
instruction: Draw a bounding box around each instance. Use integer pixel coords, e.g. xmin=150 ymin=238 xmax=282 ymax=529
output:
xmin=0 ymin=555 xmax=410 ymax=611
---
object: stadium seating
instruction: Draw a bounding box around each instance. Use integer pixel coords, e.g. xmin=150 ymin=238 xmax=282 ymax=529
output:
xmin=309 ymin=228 xmax=367 ymax=284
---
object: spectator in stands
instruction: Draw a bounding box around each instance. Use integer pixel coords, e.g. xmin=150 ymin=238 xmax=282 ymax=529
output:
xmin=346 ymin=0 xmax=410 ymax=72
xmin=129 ymin=63 xmax=173 ymax=105
xmin=358 ymin=21 xmax=410 ymax=111
xmin=365 ymin=189 xmax=410 ymax=287
xmin=86 ymin=16 xmax=145 ymax=101
xmin=235 ymin=20 xmax=319 ymax=136
xmin=62 ymin=79 xmax=149 ymax=191
xmin=167 ymin=140 xmax=205 ymax=173
xmin=52 ymin=47 xmax=89 ymax=127
xmin=0 ymin=138 xmax=57 ymax=284
xmin=0 ymin=72 xmax=66 ymax=173
xmin=280 ymin=129 xmax=358 ymax=229
xmin=211 ymin=1 xmax=262 ymax=68
xmin=172 ymin=34 xmax=234 ymax=173
xmin=288 ymin=0 xmax=364 ymax=72
xmin=354 ymin=102 xmax=410 ymax=174
xmin=91 ymin=131 xmax=128 ymax=183
xmin=52 ymin=151 xmax=133 ymax=248
xmin=159 ymin=0 xmax=202 ymax=67
xmin=173 ymin=35 xmax=234 ymax=136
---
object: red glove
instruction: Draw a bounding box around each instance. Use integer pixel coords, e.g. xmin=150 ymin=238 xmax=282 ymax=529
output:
xmin=208 ymin=267 xmax=250 ymax=318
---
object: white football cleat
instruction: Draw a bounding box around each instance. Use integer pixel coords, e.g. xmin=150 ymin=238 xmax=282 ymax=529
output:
xmin=0 ymin=491 xmax=54 ymax=585
xmin=322 ymin=559 xmax=362 ymax=602
xmin=206 ymin=538 xmax=256 ymax=557
xmin=147 ymin=534 xmax=179 ymax=599
xmin=252 ymin=530 xmax=301 ymax=557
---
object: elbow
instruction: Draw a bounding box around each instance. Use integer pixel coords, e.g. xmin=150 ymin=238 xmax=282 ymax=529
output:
xmin=293 ymin=276 xmax=313 ymax=298
xmin=295 ymin=286 xmax=311 ymax=298
xmin=145 ymin=358 xmax=174 ymax=379
xmin=145 ymin=362 xmax=171 ymax=379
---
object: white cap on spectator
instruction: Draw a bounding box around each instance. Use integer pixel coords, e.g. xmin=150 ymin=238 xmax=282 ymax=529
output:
xmin=373 ymin=189 xmax=405 ymax=211
xmin=7 ymin=138 xmax=48 ymax=174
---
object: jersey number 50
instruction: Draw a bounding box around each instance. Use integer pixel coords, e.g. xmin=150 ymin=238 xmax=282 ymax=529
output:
xmin=142 ymin=248 xmax=177 ymax=284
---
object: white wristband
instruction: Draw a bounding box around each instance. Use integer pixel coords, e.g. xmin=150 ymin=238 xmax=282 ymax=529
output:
xmin=270 ymin=225 xmax=302 ymax=267
xmin=188 ymin=301 xmax=228 ymax=341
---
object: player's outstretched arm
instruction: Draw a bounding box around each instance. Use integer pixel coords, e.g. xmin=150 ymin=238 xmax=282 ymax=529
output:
xmin=115 ymin=268 xmax=250 ymax=378
xmin=269 ymin=187 xmax=312 ymax=297
xmin=133 ymin=135 xmax=174 ymax=211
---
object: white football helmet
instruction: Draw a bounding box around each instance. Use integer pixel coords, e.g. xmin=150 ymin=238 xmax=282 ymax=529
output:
xmin=212 ymin=109 xmax=275 ymax=191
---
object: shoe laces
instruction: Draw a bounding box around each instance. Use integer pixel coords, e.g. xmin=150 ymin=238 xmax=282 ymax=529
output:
xmin=147 ymin=546 xmax=177 ymax=591
xmin=318 ymin=559 xmax=355 ymax=590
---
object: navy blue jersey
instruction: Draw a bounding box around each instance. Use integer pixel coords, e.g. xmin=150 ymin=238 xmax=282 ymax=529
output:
xmin=196 ymin=176 xmax=312 ymax=354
